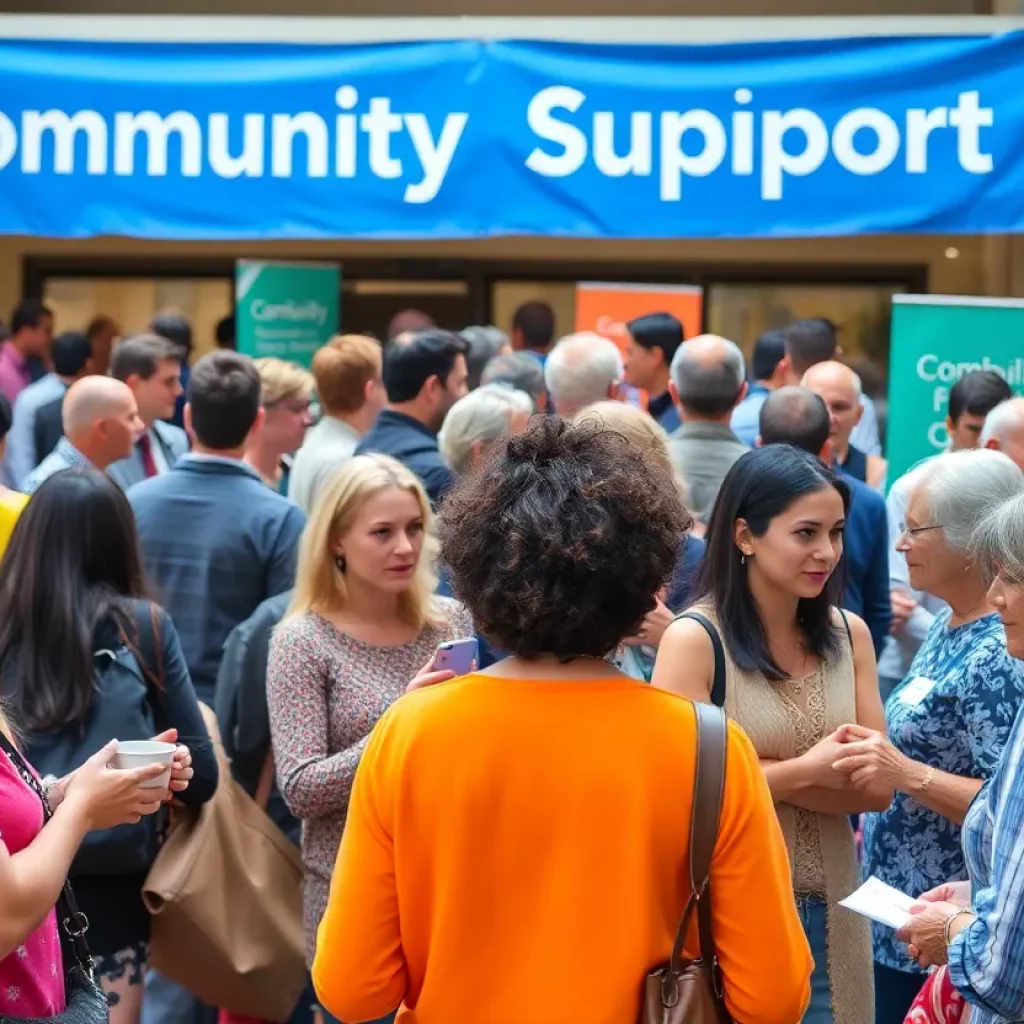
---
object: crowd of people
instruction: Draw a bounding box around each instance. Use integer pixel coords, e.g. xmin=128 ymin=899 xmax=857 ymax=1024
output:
xmin=1 ymin=294 xmax=1024 ymax=1024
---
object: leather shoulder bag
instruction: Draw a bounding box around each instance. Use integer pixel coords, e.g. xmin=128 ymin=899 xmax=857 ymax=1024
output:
xmin=640 ymin=700 xmax=731 ymax=1024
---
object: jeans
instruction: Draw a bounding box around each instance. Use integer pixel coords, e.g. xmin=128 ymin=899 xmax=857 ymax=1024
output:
xmin=873 ymin=963 xmax=927 ymax=1024
xmin=797 ymin=896 xmax=833 ymax=1024
xmin=142 ymin=971 xmax=218 ymax=1024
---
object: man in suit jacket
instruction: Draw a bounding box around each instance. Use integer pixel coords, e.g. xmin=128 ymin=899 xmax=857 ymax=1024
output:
xmin=107 ymin=334 xmax=189 ymax=491
xmin=128 ymin=350 xmax=305 ymax=707
xmin=759 ymin=386 xmax=892 ymax=656
xmin=355 ymin=328 xmax=469 ymax=507
xmin=33 ymin=392 xmax=67 ymax=466
xmin=151 ymin=310 xmax=192 ymax=430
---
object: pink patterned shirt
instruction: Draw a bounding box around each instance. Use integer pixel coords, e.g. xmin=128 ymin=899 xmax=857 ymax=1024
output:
xmin=0 ymin=748 xmax=65 ymax=1017
xmin=267 ymin=598 xmax=473 ymax=963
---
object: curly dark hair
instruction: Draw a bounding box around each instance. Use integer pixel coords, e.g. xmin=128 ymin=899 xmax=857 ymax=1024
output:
xmin=438 ymin=416 xmax=691 ymax=659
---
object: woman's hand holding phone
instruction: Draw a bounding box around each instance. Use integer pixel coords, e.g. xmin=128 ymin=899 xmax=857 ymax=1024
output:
xmin=406 ymin=660 xmax=457 ymax=693
xmin=406 ymin=638 xmax=479 ymax=693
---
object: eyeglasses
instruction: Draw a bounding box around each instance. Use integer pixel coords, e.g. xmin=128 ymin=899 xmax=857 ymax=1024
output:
xmin=900 ymin=523 xmax=944 ymax=539
xmin=266 ymin=399 xmax=312 ymax=415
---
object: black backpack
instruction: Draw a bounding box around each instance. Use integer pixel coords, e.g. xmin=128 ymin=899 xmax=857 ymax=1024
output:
xmin=26 ymin=603 xmax=167 ymax=877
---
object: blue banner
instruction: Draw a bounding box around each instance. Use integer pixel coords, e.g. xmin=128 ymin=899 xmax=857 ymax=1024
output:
xmin=1 ymin=34 xmax=1024 ymax=239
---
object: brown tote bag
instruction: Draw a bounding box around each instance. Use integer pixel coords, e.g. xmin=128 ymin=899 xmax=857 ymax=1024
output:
xmin=142 ymin=704 xmax=307 ymax=1023
xmin=640 ymin=701 xmax=731 ymax=1024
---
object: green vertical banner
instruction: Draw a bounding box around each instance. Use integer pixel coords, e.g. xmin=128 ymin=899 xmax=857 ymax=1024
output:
xmin=887 ymin=294 xmax=1024 ymax=483
xmin=235 ymin=259 xmax=340 ymax=368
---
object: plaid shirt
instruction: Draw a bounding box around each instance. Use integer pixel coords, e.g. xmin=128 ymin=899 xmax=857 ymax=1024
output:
xmin=949 ymin=707 xmax=1024 ymax=1023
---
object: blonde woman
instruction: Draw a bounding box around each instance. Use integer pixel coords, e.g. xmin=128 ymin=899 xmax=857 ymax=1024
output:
xmin=575 ymin=401 xmax=705 ymax=680
xmin=246 ymin=357 xmax=315 ymax=493
xmin=267 ymin=453 xmax=472 ymax=1024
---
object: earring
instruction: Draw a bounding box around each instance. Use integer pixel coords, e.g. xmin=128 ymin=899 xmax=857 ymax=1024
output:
xmin=335 ymin=555 xmax=346 ymax=573
xmin=740 ymin=553 xmax=748 ymax=566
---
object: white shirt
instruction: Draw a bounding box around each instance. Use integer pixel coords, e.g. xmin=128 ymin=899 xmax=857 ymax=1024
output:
xmin=851 ymin=395 xmax=882 ymax=457
xmin=288 ymin=416 xmax=362 ymax=515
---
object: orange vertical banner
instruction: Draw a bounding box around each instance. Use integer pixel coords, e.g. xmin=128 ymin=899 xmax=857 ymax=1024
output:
xmin=574 ymin=282 xmax=703 ymax=408
xmin=573 ymin=282 xmax=704 ymax=353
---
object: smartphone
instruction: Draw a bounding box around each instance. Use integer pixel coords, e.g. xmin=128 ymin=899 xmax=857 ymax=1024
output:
xmin=430 ymin=637 xmax=478 ymax=676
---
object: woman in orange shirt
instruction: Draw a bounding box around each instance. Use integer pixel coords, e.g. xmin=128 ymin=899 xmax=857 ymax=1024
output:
xmin=313 ymin=416 xmax=813 ymax=1024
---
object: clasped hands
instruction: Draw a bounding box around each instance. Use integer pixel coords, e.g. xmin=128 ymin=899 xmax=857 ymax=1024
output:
xmin=801 ymin=722 xmax=911 ymax=791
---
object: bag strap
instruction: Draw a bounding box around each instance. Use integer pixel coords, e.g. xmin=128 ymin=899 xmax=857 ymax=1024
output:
xmin=118 ymin=601 xmax=165 ymax=695
xmin=0 ymin=729 xmax=95 ymax=979
xmin=254 ymin=751 xmax=276 ymax=811
xmin=838 ymin=608 xmax=853 ymax=650
xmin=668 ymin=702 xmax=729 ymax=1005
xmin=675 ymin=611 xmax=726 ymax=709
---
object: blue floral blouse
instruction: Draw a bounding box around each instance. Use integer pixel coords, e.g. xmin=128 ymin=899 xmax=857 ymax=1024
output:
xmin=862 ymin=609 xmax=1024 ymax=974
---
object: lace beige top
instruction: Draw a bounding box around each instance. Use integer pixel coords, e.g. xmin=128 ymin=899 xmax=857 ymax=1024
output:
xmin=694 ymin=604 xmax=872 ymax=1024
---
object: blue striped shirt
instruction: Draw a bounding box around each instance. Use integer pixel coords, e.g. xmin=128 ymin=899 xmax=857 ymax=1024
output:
xmin=949 ymin=706 xmax=1024 ymax=1022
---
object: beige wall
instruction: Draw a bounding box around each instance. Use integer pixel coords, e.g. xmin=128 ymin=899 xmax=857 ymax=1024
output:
xmin=0 ymin=233 xmax=1004 ymax=328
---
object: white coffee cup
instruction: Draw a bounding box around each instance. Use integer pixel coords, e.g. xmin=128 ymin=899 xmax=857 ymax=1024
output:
xmin=111 ymin=740 xmax=176 ymax=790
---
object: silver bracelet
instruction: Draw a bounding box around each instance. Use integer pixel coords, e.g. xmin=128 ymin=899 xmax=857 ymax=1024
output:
xmin=40 ymin=774 xmax=61 ymax=813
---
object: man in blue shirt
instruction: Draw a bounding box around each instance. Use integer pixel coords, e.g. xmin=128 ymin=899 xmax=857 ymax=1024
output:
xmin=355 ymin=329 xmax=469 ymax=507
xmin=3 ymin=329 xmax=93 ymax=485
xmin=730 ymin=328 xmax=787 ymax=447
xmin=129 ymin=350 xmax=305 ymax=705
xmin=624 ymin=312 xmax=684 ymax=433
xmin=759 ymin=386 xmax=892 ymax=656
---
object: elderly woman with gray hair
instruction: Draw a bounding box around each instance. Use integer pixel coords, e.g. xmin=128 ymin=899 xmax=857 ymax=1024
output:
xmin=438 ymin=384 xmax=533 ymax=476
xmin=828 ymin=449 xmax=1024 ymax=1024
xmin=894 ymin=488 xmax=1024 ymax=1024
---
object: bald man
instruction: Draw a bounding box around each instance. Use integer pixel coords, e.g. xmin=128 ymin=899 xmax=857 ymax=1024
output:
xmin=667 ymin=333 xmax=749 ymax=523
xmin=19 ymin=375 xmax=142 ymax=494
xmin=802 ymin=360 xmax=887 ymax=493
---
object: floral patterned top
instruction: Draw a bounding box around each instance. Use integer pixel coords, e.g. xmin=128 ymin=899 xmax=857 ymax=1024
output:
xmin=0 ymin=747 xmax=65 ymax=1017
xmin=267 ymin=598 xmax=474 ymax=963
xmin=862 ymin=609 xmax=1024 ymax=974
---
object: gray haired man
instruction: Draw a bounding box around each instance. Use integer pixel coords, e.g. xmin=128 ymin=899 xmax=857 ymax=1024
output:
xmin=543 ymin=332 xmax=623 ymax=418
xmin=667 ymin=333 xmax=749 ymax=524
xmin=480 ymin=350 xmax=548 ymax=411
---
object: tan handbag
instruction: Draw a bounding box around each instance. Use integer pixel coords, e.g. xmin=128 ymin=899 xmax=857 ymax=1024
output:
xmin=640 ymin=701 xmax=731 ymax=1024
xmin=142 ymin=704 xmax=307 ymax=1023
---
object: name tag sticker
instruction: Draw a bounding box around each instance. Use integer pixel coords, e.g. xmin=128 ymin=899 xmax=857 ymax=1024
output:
xmin=899 ymin=676 xmax=938 ymax=707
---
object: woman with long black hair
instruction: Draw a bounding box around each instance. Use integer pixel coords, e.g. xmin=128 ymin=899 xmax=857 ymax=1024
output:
xmin=0 ymin=467 xmax=218 ymax=1024
xmin=653 ymin=445 xmax=890 ymax=1024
